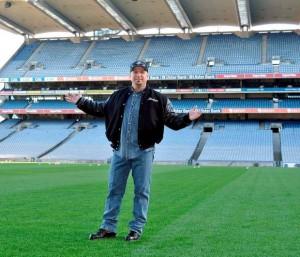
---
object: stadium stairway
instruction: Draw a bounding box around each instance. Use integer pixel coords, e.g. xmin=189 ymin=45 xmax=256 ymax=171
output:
xmin=206 ymin=65 xmax=212 ymax=74
xmin=261 ymin=34 xmax=268 ymax=64
xmin=0 ymin=130 xmax=18 ymax=143
xmin=25 ymin=102 xmax=33 ymax=109
xmin=189 ymin=130 xmax=211 ymax=164
xmin=67 ymin=120 xmax=80 ymax=129
xmin=0 ymin=119 xmax=26 ymax=143
xmin=259 ymin=121 xmax=265 ymax=129
xmin=4 ymin=119 xmax=23 ymax=128
xmin=36 ymin=128 xmax=80 ymax=160
xmin=272 ymin=130 xmax=282 ymax=166
xmin=21 ymin=42 xmax=45 ymax=76
xmin=76 ymin=41 xmax=96 ymax=70
xmin=196 ymin=36 xmax=208 ymax=65
xmin=138 ymin=38 xmax=151 ymax=60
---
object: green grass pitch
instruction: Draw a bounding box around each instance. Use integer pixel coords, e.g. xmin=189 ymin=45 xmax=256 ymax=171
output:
xmin=1 ymin=163 xmax=300 ymax=257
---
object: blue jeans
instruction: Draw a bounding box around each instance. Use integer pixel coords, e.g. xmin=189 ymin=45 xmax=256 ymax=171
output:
xmin=100 ymin=149 xmax=154 ymax=235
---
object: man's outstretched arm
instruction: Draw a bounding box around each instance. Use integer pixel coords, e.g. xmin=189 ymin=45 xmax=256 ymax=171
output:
xmin=65 ymin=93 xmax=105 ymax=117
xmin=164 ymin=99 xmax=201 ymax=130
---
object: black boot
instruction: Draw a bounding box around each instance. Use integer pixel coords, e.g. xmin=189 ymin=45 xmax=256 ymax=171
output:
xmin=89 ymin=229 xmax=116 ymax=240
xmin=125 ymin=230 xmax=140 ymax=241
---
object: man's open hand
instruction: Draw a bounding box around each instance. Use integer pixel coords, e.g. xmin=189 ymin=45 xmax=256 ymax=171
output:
xmin=188 ymin=108 xmax=201 ymax=121
xmin=64 ymin=93 xmax=81 ymax=104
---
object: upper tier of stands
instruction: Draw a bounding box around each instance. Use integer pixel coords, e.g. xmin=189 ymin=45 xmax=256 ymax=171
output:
xmin=25 ymin=41 xmax=90 ymax=77
xmin=267 ymin=33 xmax=300 ymax=64
xmin=204 ymin=34 xmax=261 ymax=65
xmin=82 ymin=39 xmax=145 ymax=76
xmin=0 ymin=42 xmax=40 ymax=78
xmin=143 ymin=36 xmax=200 ymax=66
xmin=2 ymin=33 xmax=300 ymax=78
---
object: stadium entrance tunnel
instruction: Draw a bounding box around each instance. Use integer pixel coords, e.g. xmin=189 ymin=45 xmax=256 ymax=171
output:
xmin=270 ymin=123 xmax=282 ymax=167
xmin=203 ymin=123 xmax=214 ymax=132
xmin=203 ymin=126 xmax=213 ymax=132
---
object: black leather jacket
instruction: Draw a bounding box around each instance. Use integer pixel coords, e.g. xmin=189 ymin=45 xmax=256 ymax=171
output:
xmin=76 ymin=86 xmax=191 ymax=149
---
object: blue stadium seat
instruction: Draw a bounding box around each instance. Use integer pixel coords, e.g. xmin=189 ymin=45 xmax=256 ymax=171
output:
xmin=204 ymin=34 xmax=262 ymax=65
xmin=42 ymin=120 xmax=111 ymax=161
xmin=281 ymin=121 xmax=300 ymax=163
xmin=30 ymin=100 xmax=76 ymax=109
xmin=212 ymin=99 xmax=273 ymax=108
xmin=198 ymin=121 xmax=273 ymax=162
xmin=0 ymin=42 xmax=40 ymax=78
xmin=0 ymin=100 xmax=29 ymax=109
xmin=267 ymin=33 xmax=300 ymax=64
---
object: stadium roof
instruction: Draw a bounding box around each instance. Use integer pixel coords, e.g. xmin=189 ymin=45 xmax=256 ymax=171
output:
xmin=0 ymin=0 xmax=300 ymax=37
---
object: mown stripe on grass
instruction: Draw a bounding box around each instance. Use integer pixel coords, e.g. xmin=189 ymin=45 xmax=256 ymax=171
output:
xmin=130 ymin=168 xmax=300 ymax=257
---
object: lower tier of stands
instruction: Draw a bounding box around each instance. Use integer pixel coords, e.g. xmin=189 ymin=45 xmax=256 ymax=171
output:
xmin=198 ymin=130 xmax=273 ymax=162
xmin=2 ymin=98 xmax=300 ymax=110
xmin=0 ymin=119 xmax=300 ymax=165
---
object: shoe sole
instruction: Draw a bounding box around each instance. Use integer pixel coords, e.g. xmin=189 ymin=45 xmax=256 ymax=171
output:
xmin=125 ymin=236 xmax=140 ymax=241
xmin=89 ymin=234 xmax=116 ymax=240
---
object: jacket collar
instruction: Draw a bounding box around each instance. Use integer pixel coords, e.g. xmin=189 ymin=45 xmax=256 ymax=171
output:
xmin=130 ymin=84 xmax=148 ymax=93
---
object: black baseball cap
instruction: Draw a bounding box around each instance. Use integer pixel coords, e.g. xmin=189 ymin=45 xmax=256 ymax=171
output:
xmin=130 ymin=60 xmax=148 ymax=72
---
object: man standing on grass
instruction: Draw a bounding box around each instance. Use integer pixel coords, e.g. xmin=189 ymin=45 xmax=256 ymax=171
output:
xmin=65 ymin=60 xmax=201 ymax=241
